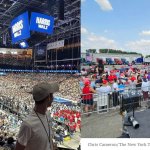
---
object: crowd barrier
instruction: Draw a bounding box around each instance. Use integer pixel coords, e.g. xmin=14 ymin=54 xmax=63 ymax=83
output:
xmin=80 ymin=86 xmax=150 ymax=115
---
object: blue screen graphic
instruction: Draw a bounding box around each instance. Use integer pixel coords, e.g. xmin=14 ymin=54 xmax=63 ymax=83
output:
xmin=19 ymin=41 xmax=29 ymax=49
xmin=30 ymin=12 xmax=54 ymax=34
xmin=11 ymin=12 xmax=30 ymax=44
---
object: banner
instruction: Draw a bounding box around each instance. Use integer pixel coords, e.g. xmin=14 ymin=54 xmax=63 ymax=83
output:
xmin=30 ymin=12 xmax=54 ymax=34
xmin=11 ymin=12 xmax=30 ymax=44
xmin=47 ymin=40 xmax=64 ymax=50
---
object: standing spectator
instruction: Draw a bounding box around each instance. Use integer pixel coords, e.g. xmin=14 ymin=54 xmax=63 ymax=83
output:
xmin=136 ymin=75 xmax=142 ymax=89
xmin=94 ymin=65 xmax=99 ymax=75
xmin=112 ymin=79 xmax=118 ymax=91
xmin=82 ymin=81 xmax=96 ymax=116
xmin=96 ymin=80 xmax=112 ymax=107
xmin=98 ymin=60 xmax=104 ymax=76
xmin=15 ymin=82 xmax=59 ymax=150
xmin=91 ymin=75 xmax=96 ymax=89
xmin=129 ymin=76 xmax=136 ymax=91
xmin=141 ymin=78 xmax=150 ymax=107
xmin=97 ymin=80 xmax=111 ymax=94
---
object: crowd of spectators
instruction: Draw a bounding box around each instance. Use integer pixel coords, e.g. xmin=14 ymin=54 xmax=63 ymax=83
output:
xmin=80 ymin=64 xmax=150 ymax=114
xmin=52 ymin=102 xmax=81 ymax=131
xmin=0 ymin=54 xmax=32 ymax=69
xmin=0 ymin=110 xmax=19 ymax=150
xmin=0 ymin=73 xmax=80 ymax=111
xmin=0 ymin=72 xmax=81 ymax=149
xmin=50 ymin=102 xmax=81 ymax=144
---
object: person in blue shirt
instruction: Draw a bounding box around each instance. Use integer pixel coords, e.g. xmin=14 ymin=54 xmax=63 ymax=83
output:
xmin=90 ymin=74 xmax=96 ymax=89
xmin=118 ymin=80 xmax=125 ymax=93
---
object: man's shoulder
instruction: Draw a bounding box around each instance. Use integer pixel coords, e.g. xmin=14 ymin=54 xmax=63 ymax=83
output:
xmin=21 ymin=113 xmax=37 ymax=127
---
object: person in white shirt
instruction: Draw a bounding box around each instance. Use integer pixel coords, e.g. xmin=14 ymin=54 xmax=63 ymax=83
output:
xmin=129 ymin=77 xmax=136 ymax=90
xmin=141 ymin=78 xmax=149 ymax=101
xmin=112 ymin=79 xmax=118 ymax=91
xmin=104 ymin=67 xmax=110 ymax=75
xmin=15 ymin=82 xmax=59 ymax=150
xmin=97 ymin=80 xmax=111 ymax=94
xmin=96 ymin=80 xmax=112 ymax=108
xmin=81 ymin=68 xmax=87 ymax=76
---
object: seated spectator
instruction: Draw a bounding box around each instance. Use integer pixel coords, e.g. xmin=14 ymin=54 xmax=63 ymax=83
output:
xmin=118 ymin=82 xmax=125 ymax=93
xmin=129 ymin=76 xmax=136 ymax=90
xmin=136 ymin=75 xmax=142 ymax=88
xmin=112 ymin=79 xmax=118 ymax=91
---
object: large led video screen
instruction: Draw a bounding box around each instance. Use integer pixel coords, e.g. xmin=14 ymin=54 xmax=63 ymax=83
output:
xmin=11 ymin=11 xmax=30 ymax=44
xmin=30 ymin=12 xmax=54 ymax=34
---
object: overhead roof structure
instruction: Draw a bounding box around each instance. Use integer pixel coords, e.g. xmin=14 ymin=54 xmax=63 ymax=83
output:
xmin=0 ymin=0 xmax=80 ymax=48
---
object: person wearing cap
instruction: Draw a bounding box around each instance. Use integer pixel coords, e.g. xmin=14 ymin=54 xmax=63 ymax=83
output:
xmin=95 ymin=74 xmax=107 ymax=87
xmin=96 ymin=80 xmax=112 ymax=108
xmin=129 ymin=76 xmax=137 ymax=91
xmin=82 ymin=81 xmax=96 ymax=115
xmin=15 ymin=82 xmax=59 ymax=150
xmin=96 ymin=80 xmax=111 ymax=94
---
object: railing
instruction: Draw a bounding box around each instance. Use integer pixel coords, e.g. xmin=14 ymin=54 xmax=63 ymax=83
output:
xmin=81 ymin=86 xmax=150 ymax=115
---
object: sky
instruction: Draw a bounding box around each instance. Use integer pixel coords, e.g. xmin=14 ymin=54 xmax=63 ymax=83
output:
xmin=81 ymin=0 xmax=150 ymax=56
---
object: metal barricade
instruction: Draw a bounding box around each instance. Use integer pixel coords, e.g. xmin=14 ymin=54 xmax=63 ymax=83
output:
xmin=81 ymin=85 xmax=150 ymax=115
xmin=81 ymin=92 xmax=120 ymax=115
xmin=94 ymin=93 xmax=109 ymax=113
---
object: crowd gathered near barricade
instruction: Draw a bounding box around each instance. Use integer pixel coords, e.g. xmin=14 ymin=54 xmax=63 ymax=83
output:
xmin=80 ymin=64 xmax=150 ymax=115
xmin=0 ymin=73 xmax=81 ymax=149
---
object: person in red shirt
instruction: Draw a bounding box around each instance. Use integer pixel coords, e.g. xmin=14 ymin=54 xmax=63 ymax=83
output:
xmin=76 ymin=112 xmax=80 ymax=118
xmin=108 ymin=71 xmax=117 ymax=84
xmin=69 ymin=115 xmax=74 ymax=123
xmin=82 ymin=81 xmax=96 ymax=115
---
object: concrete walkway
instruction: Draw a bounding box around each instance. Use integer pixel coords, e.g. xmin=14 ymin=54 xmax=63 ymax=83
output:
xmin=81 ymin=110 xmax=123 ymax=138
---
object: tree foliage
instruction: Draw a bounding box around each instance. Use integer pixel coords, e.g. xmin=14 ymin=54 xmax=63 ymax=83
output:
xmin=99 ymin=49 xmax=142 ymax=55
xmin=145 ymin=55 xmax=150 ymax=58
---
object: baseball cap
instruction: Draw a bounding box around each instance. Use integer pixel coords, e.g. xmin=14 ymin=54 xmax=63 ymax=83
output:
xmin=84 ymin=81 xmax=90 ymax=86
xmin=130 ymin=76 xmax=136 ymax=81
xmin=33 ymin=82 xmax=59 ymax=102
xmin=103 ymin=80 xmax=108 ymax=84
xmin=102 ymin=74 xmax=106 ymax=77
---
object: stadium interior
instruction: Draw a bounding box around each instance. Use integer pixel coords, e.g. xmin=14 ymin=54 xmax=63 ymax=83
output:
xmin=0 ymin=0 xmax=81 ymax=150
